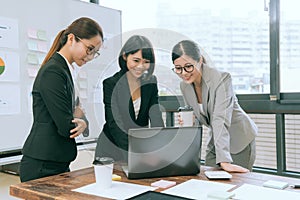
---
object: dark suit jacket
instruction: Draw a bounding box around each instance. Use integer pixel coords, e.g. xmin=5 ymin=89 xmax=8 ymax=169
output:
xmin=95 ymin=70 xmax=164 ymax=161
xmin=22 ymin=53 xmax=78 ymax=162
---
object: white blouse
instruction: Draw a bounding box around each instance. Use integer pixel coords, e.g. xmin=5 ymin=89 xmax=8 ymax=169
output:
xmin=133 ymin=97 xmax=141 ymax=119
xmin=198 ymin=103 xmax=204 ymax=114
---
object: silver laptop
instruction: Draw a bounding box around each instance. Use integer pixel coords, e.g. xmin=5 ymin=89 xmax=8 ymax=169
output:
xmin=123 ymin=126 xmax=202 ymax=179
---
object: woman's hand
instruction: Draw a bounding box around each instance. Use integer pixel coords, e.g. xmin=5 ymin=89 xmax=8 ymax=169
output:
xmin=177 ymin=112 xmax=195 ymax=126
xmin=70 ymin=118 xmax=87 ymax=138
xmin=220 ymin=162 xmax=249 ymax=173
xmin=73 ymin=106 xmax=85 ymax=118
xmin=177 ymin=113 xmax=184 ymax=126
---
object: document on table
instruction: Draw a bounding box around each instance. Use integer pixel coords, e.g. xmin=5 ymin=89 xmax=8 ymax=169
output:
xmin=73 ymin=181 xmax=155 ymax=199
xmin=162 ymin=179 xmax=236 ymax=199
xmin=233 ymin=184 xmax=300 ymax=200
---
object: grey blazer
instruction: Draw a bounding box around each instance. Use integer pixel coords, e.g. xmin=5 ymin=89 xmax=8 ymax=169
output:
xmin=180 ymin=64 xmax=258 ymax=164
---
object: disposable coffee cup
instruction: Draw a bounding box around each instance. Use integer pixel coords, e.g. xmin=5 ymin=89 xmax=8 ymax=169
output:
xmin=93 ymin=157 xmax=114 ymax=189
xmin=178 ymin=105 xmax=194 ymax=127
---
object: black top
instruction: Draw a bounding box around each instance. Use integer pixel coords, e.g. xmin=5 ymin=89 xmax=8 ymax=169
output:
xmin=22 ymin=53 xmax=77 ymax=162
xmin=95 ymin=70 xmax=164 ymax=161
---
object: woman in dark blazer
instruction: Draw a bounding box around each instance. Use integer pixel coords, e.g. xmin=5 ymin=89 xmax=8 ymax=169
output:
xmin=20 ymin=17 xmax=103 ymax=182
xmin=171 ymin=40 xmax=257 ymax=173
xmin=95 ymin=35 xmax=164 ymax=162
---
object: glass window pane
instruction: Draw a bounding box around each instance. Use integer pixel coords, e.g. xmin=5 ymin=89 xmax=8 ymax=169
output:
xmin=249 ymin=114 xmax=277 ymax=169
xmin=101 ymin=0 xmax=270 ymax=95
xmin=280 ymin=0 xmax=300 ymax=92
xmin=285 ymin=114 xmax=300 ymax=173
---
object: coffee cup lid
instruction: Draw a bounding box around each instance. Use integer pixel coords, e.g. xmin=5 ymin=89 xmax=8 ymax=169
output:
xmin=178 ymin=105 xmax=193 ymax=111
xmin=93 ymin=157 xmax=114 ymax=165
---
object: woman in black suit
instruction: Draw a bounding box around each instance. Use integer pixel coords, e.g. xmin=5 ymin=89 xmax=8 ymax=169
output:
xmin=95 ymin=35 xmax=164 ymax=162
xmin=20 ymin=17 xmax=104 ymax=182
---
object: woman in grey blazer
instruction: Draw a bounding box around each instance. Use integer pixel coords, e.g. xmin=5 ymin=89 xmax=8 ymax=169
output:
xmin=171 ymin=40 xmax=258 ymax=172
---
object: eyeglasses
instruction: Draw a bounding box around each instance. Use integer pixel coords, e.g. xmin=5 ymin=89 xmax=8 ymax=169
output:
xmin=75 ymin=35 xmax=100 ymax=59
xmin=172 ymin=64 xmax=194 ymax=74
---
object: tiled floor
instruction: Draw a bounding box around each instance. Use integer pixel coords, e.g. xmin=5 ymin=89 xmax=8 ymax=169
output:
xmin=0 ymin=171 xmax=20 ymax=200
xmin=0 ymin=150 xmax=95 ymax=199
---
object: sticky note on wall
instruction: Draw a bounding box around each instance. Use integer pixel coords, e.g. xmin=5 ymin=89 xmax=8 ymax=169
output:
xmin=27 ymin=53 xmax=38 ymax=64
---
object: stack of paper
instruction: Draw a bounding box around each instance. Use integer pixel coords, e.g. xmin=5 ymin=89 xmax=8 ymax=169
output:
xmin=162 ymin=179 xmax=236 ymax=199
xmin=234 ymin=184 xmax=300 ymax=200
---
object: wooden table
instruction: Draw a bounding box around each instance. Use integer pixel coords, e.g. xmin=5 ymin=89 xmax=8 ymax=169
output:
xmin=10 ymin=165 xmax=300 ymax=200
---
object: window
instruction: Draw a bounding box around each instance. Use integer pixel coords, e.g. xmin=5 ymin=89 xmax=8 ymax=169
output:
xmin=101 ymin=0 xmax=270 ymax=95
xmin=98 ymin=0 xmax=300 ymax=176
xmin=280 ymin=0 xmax=300 ymax=92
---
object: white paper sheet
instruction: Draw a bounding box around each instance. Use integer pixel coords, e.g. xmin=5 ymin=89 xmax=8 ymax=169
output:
xmin=0 ymin=84 xmax=20 ymax=115
xmin=73 ymin=181 xmax=156 ymax=199
xmin=233 ymin=184 xmax=300 ymax=200
xmin=162 ymin=179 xmax=236 ymax=199
xmin=0 ymin=17 xmax=19 ymax=49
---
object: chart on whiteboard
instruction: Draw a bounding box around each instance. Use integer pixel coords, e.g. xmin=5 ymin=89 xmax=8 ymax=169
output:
xmin=0 ymin=16 xmax=19 ymax=49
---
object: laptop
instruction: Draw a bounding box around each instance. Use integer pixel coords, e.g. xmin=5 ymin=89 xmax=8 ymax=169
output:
xmin=122 ymin=126 xmax=202 ymax=179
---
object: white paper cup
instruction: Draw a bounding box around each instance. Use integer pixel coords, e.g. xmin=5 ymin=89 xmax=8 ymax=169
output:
xmin=93 ymin=157 xmax=114 ymax=189
xmin=180 ymin=110 xmax=194 ymax=127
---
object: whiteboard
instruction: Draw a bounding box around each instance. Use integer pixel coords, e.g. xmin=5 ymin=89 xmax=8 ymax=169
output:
xmin=0 ymin=0 xmax=121 ymax=152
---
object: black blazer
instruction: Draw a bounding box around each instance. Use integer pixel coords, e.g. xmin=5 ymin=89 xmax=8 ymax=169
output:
xmin=22 ymin=53 xmax=78 ymax=162
xmin=95 ymin=70 xmax=164 ymax=161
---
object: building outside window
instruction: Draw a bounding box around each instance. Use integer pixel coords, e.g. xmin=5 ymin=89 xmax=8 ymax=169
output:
xmin=99 ymin=0 xmax=300 ymax=173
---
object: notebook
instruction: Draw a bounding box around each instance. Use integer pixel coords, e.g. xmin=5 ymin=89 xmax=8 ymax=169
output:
xmin=126 ymin=191 xmax=193 ymax=200
xmin=123 ymin=126 xmax=202 ymax=179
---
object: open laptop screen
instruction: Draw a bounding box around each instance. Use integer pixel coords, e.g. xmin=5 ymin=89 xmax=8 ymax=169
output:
xmin=124 ymin=126 xmax=202 ymax=179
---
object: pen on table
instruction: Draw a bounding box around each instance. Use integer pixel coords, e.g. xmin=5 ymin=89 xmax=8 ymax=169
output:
xmin=290 ymin=185 xmax=300 ymax=188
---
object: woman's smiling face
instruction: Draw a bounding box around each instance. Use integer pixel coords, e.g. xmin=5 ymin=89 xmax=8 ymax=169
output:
xmin=125 ymin=49 xmax=150 ymax=79
xmin=173 ymin=54 xmax=201 ymax=84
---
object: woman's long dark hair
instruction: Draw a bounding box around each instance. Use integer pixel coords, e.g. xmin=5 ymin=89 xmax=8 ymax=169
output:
xmin=41 ymin=17 xmax=103 ymax=66
xmin=172 ymin=40 xmax=206 ymax=64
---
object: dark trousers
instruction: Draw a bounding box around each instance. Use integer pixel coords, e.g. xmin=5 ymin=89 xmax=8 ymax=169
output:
xmin=19 ymin=155 xmax=70 ymax=182
xmin=95 ymin=132 xmax=127 ymax=162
